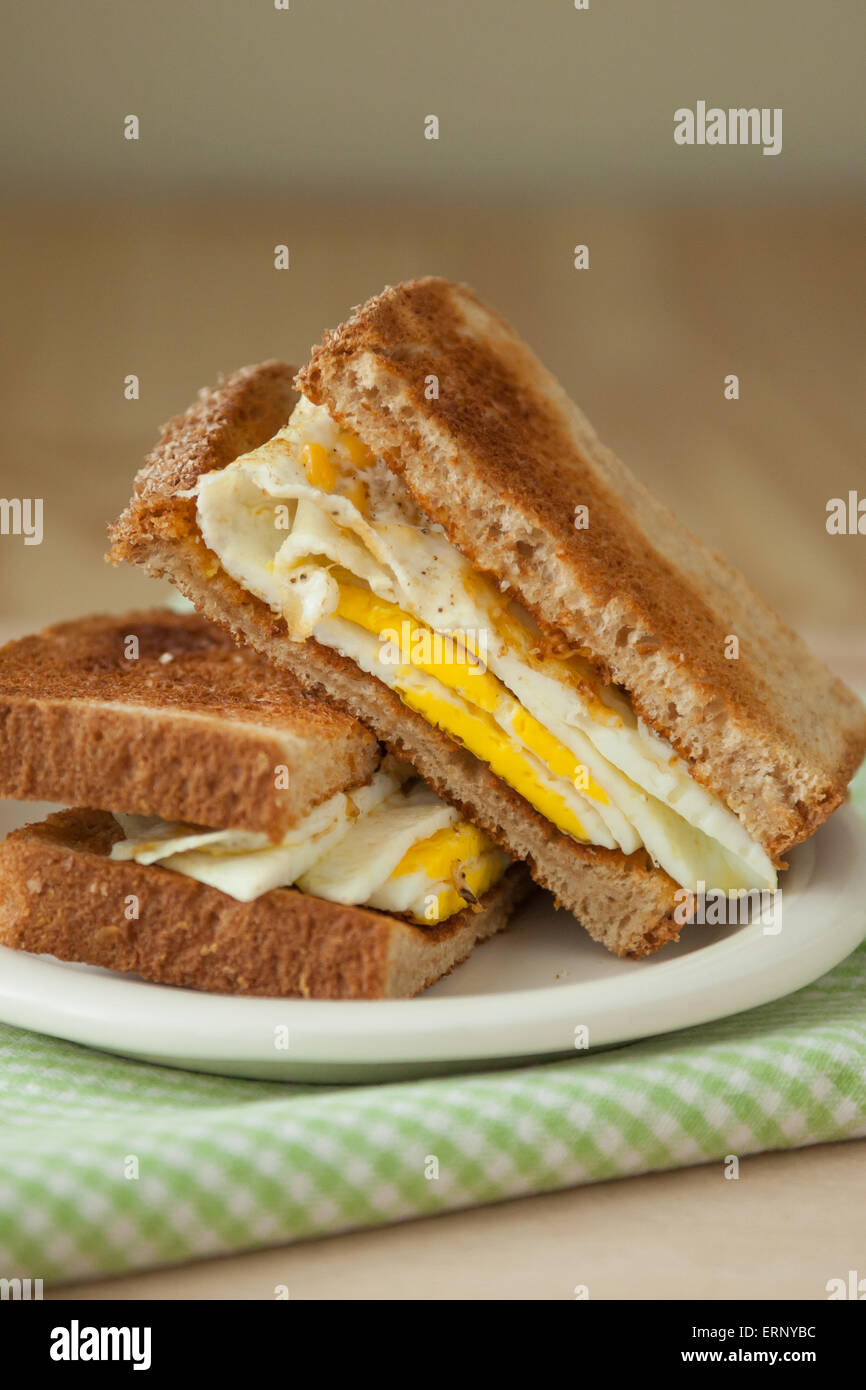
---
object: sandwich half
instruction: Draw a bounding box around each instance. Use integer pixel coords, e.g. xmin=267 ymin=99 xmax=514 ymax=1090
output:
xmin=109 ymin=279 xmax=866 ymax=957
xmin=0 ymin=610 xmax=528 ymax=997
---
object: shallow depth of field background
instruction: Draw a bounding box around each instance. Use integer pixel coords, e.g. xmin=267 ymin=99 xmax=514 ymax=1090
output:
xmin=1 ymin=0 xmax=864 ymax=671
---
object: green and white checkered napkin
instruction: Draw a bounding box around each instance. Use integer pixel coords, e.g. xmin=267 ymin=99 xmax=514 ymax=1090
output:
xmin=1 ymin=772 xmax=865 ymax=1284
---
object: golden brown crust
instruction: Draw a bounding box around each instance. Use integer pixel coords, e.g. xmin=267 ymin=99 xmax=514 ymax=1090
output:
xmin=118 ymin=358 xmax=298 ymax=511
xmin=0 ymin=609 xmax=379 ymax=839
xmin=297 ymin=279 xmax=866 ymax=857
xmin=0 ymin=810 xmax=531 ymax=999
xmin=110 ymin=360 xmax=298 ymax=592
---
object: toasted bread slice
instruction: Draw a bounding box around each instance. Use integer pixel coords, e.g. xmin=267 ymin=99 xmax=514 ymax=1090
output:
xmin=295 ymin=278 xmax=866 ymax=860
xmin=0 ymin=810 xmax=531 ymax=999
xmin=0 ymin=609 xmax=379 ymax=841
xmin=110 ymin=364 xmax=683 ymax=958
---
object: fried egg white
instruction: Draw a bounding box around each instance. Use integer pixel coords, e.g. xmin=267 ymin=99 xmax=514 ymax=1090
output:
xmin=111 ymin=770 xmax=509 ymax=924
xmin=195 ymin=397 xmax=777 ymax=895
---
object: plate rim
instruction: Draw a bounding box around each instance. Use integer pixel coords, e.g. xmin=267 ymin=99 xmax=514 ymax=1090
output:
xmin=0 ymin=805 xmax=864 ymax=1075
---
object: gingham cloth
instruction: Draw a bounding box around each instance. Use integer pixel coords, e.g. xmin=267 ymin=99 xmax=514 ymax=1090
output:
xmin=1 ymin=771 xmax=864 ymax=1283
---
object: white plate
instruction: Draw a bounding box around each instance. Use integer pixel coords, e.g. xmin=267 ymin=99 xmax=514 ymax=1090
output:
xmin=0 ymin=807 xmax=864 ymax=1082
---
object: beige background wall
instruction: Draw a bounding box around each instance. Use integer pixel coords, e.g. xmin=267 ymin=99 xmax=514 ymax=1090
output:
xmin=1 ymin=2 xmax=864 ymax=655
xmin=3 ymin=1 xmax=865 ymax=198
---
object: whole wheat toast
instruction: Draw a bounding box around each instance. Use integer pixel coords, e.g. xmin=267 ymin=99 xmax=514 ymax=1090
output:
xmin=0 ymin=609 xmax=379 ymax=840
xmin=109 ymin=365 xmax=684 ymax=957
xmin=109 ymin=290 xmax=865 ymax=957
xmin=296 ymin=278 xmax=866 ymax=859
xmin=0 ymin=810 xmax=530 ymax=999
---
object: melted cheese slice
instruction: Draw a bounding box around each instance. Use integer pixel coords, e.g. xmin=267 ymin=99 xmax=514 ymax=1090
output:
xmin=195 ymin=397 xmax=778 ymax=895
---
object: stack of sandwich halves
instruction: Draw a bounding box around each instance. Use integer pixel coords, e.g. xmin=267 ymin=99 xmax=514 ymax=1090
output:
xmin=1 ymin=279 xmax=863 ymax=996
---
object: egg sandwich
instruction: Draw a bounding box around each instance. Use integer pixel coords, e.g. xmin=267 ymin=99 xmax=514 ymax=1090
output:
xmin=109 ymin=278 xmax=866 ymax=957
xmin=0 ymin=609 xmax=527 ymax=997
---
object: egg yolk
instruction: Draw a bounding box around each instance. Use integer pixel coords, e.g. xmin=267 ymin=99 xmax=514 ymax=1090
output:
xmin=333 ymin=583 xmax=610 ymax=843
xmin=302 ymin=442 xmax=337 ymax=492
xmin=408 ymin=847 xmax=509 ymax=925
xmin=392 ymin=821 xmax=492 ymax=880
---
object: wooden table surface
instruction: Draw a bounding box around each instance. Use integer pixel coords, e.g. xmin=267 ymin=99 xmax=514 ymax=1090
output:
xmin=3 ymin=201 xmax=865 ymax=1300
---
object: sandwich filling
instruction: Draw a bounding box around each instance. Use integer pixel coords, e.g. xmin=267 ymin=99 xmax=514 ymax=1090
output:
xmin=111 ymin=765 xmax=510 ymax=923
xmin=195 ymin=396 xmax=777 ymax=895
